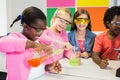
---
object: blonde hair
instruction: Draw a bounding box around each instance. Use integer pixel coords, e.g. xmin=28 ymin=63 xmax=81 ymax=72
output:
xmin=51 ymin=8 xmax=72 ymax=25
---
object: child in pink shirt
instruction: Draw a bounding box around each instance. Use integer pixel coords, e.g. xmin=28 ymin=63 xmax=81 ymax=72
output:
xmin=0 ymin=7 xmax=53 ymax=80
xmin=92 ymin=6 xmax=120 ymax=69
xmin=39 ymin=8 xmax=80 ymax=73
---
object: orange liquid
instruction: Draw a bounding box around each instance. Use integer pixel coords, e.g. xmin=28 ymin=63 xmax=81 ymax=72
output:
xmin=28 ymin=55 xmax=49 ymax=67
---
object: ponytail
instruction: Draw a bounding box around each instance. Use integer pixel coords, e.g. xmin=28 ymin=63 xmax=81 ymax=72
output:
xmin=10 ymin=7 xmax=47 ymax=28
xmin=10 ymin=15 xmax=22 ymax=27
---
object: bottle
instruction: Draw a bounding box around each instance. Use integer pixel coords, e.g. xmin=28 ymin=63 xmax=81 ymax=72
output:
xmin=116 ymin=67 xmax=120 ymax=77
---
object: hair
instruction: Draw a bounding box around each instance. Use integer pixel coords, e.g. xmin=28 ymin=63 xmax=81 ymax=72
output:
xmin=50 ymin=8 xmax=72 ymax=25
xmin=70 ymin=9 xmax=91 ymax=31
xmin=103 ymin=6 xmax=120 ymax=29
xmin=10 ymin=6 xmax=46 ymax=27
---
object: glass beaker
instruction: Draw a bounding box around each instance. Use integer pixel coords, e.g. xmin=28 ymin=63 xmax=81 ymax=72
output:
xmin=69 ymin=47 xmax=81 ymax=66
xmin=50 ymin=40 xmax=63 ymax=55
xmin=28 ymin=52 xmax=49 ymax=67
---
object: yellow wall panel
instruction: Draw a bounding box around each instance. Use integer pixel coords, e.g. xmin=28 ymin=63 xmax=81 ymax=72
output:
xmin=77 ymin=0 xmax=108 ymax=7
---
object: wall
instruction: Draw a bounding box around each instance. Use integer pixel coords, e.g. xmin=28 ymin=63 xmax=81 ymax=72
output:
xmin=0 ymin=0 xmax=7 ymax=36
xmin=7 ymin=0 xmax=47 ymax=33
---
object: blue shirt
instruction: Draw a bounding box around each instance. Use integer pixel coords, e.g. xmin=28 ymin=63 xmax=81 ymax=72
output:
xmin=68 ymin=29 xmax=96 ymax=53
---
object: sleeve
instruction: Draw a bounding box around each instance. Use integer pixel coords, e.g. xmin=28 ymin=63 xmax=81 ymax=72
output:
xmin=38 ymin=29 xmax=54 ymax=45
xmin=64 ymin=50 xmax=74 ymax=59
xmin=92 ymin=35 xmax=102 ymax=53
xmin=0 ymin=35 xmax=27 ymax=53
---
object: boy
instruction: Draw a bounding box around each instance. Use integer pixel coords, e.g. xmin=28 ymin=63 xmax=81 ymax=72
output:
xmin=92 ymin=6 xmax=120 ymax=69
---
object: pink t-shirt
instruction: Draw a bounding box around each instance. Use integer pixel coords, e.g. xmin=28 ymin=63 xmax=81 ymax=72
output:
xmin=93 ymin=32 xmax=120 ymax=60
xmin=0 ymin=32 xmax=34 ymax=80
xmin=38 ymin=28 xmax=73 ymax=65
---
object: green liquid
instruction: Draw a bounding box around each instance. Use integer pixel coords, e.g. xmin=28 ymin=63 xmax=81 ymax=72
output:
xmin=53 ymin=49 xmax=63 ymax=54
xmin=69 ymin=58 xmax=79 ymax=66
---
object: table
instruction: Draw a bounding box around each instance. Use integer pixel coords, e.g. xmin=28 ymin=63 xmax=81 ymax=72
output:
xmin=32 ymin=58 xmax=120 ymax=80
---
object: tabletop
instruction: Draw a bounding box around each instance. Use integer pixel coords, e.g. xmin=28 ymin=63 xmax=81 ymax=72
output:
xmin=31 ymin=58 xmax=120 ymax=80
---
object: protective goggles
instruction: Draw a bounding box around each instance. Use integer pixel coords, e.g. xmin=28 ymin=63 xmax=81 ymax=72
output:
xmin=56 ymin=16 xmax=72 ymax=25
xmin=111 ymin=21 xmax=120 ymax=27
xmin=74 ymin=18 xmax=90 ymax=25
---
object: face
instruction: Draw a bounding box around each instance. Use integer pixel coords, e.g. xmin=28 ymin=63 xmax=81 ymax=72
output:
xmin=25 ymin=19 xmax=46 ymax=41
xmin=108 ymin=15 xmax=120 ymax=36
xmin=52 ymin=13 xmax=71 ymax=33
xmin=74 ymin=14 xmax=89 ymax=31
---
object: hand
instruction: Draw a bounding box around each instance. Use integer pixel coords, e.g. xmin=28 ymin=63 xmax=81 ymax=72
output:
xmin=45 ymin=61 xmax=61 ymax=73
xmin=76 ymin=51 xmax=81 ymax=57
xmin=99 ymin=59 xmax=109 ymax=69
xmin=34 ymin=43 xmax=53 ymax=55
xmin=63 ymin=42 xmax=73 ymax=50
xmin=80 ymin=52 xmax=89 ymax=59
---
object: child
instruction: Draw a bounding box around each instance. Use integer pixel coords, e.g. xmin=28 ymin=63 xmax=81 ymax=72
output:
xmin=68 ymin=9 xmax=96 ymax=58
xmin=92 ymin=6 xmax=120 ymax=69
xmin=38 ymin=8 xmax=78 ymax=73
xmin=0 ymin=6 xmax=53 ymax=80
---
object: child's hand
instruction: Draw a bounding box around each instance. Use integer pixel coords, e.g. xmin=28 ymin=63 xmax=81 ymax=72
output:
xmin=99 ymin=59 xmax=109 ymax=69
xmin=76 ymin=51 xmax=81 ymax=57
xmin=45 ymin=61 xmax=62 ymax=73
xmin=63 ymin=42 xmax=73 ymax=50
xmin=80 ymin=52 xmax=89 ymax=59
xmin=34 ymin=43 xmax=53 ymax=55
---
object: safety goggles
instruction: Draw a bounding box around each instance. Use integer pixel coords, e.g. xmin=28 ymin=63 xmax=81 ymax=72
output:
xmin=74 ymin=18 xmax=90 ymax=25
xmin=29 ymin=25 xmax=46 ymax=32
xmin=56 ymin=16 xmax=71 ymax=25
xmin=111 ymin=21 xmax=120 ymax=27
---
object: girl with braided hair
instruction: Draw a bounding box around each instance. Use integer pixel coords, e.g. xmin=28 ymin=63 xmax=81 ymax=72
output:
xmin=0 ymin=6 xmax=53 ymax=80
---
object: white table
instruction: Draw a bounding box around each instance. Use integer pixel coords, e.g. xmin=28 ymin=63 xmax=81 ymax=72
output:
xmin=33 ymin=58 xmax=120 ymax=80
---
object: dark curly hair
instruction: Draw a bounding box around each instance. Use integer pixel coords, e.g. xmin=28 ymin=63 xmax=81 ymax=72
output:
xmin=103 ymin=6 xmax=120 ymax=29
